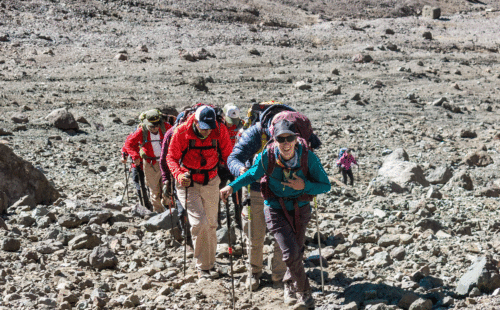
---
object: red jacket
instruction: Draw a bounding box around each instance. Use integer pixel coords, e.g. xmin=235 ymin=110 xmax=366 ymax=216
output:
xmin=225 ymin=123 xmax=242 ymax=148
xmin=123 ymin=122 xmax=172 ymax=165
xmin=167 ymin=114 xmax=232 ymax=185
xmin=121 ymin=139 xmax=141 ymax=169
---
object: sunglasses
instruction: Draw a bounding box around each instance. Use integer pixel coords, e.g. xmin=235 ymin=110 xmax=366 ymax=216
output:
xmin=149 ymin=122 xmax=160 ymax=128
xmin=276 ymin=135 xmax=297 ymax=143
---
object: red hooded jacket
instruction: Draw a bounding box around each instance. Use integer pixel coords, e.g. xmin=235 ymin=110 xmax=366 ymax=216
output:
xmin=167 ymin=114 xmax=232 ymax=185
xmin=123 ymin=122 xmax=172 ymax=165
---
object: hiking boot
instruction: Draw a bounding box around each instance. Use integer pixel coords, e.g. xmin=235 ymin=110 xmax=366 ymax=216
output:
xmin=293 ymin=291 xmax=314 ymax=310
xmin=245 ymin=273 xmax=261 ymax=291
xmin=197 ymin=269 xmax=211 ymax=280
xmin=208 ymin=267 xmax=219 ymax=279
xmin=283 ymin=281 xmax=297 ymax=306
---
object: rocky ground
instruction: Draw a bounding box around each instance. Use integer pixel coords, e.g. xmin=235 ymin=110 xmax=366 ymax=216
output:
xmin=1 ymin=0 xmax=500 ymax=309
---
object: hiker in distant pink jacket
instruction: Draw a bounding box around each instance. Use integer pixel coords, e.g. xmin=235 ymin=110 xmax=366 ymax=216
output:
xmin=336 ymin=148 xmax=358 ymax=185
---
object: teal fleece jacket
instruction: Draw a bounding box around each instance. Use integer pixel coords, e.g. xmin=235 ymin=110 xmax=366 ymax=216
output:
xmin=228 ymin=143 xmax=331 ymax=211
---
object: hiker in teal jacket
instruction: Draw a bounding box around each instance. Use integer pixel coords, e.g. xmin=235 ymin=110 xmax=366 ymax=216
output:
xmin=221 ymin=119 xmax=330 ymax=309
xmin=227 ymin=141 xmax=330 ymax=210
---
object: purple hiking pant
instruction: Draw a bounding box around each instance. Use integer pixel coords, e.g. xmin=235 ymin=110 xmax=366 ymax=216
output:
xmin=264 ymin=204 xmax=311 ymax=293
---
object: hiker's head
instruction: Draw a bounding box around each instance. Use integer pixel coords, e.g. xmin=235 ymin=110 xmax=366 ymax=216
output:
xmin=273 ymin=120 xmax=298 ymax=160
xmin=195 ymin=106 xmax=216 ymax=137
xmin=143 ymin=109 xmax=162 ymax=133
xmin=223 ymin=104 xmax=241 ymax=126
xmin=346 ymin=148 xmax=352 ymax=154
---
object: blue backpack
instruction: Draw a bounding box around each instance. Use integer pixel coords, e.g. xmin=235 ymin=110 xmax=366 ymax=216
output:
xmin=336 ymin=148 xmax=348 ymax=167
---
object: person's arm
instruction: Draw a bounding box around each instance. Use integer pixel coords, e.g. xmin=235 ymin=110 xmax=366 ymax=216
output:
xmin=352 ymin=155 xmax=358 ymax=166
xmin=166 ymin=130 xmax=190 ymax=183
xmin=218 ymin=123 xmax=233 ymax=164
xmin=303 ymin=150 xmax=331 ymax=195
xmin=123 ymin=129 xmax=142 ymax=162
xmin=228 ymin=151 xmax=267 ymax=192
xmin=227 ymin=125 xmax=264 ymax=177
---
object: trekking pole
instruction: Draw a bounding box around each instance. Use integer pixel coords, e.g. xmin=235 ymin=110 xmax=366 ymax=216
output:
xmin=314 ymin=196 xmax=324 ymax=294
xmin=183 ymin=172 xmax=190 ymax=277
xmin=235 ymin=191 xmax=244 ymax=260
xmin=121 ymin=163 xmax=130 ymax=203
xmin=224 ymin=200 xmax=236 ymax=310
xmin=137 ymin=166 xmax=148 ymax=209
xmin=247 ymin=185 xmax=252 ymax=304
xmin=169 ymin=179 xmax=177 ymax=232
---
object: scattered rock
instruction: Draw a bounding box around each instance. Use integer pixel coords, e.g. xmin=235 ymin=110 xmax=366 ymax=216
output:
xmin=426 ymin=165 xmax=453 ymax=184
xmin=464 ymin=152 xmax=493 ymax=167
xmin=295 ymin=81 xmax=312 ymax=90
xmin=189 ymin=76 xmax=208 ymax=91
xmin=179 ymin=48 xmax=214 ymax=62
xmin=422 ymin=32 xmax=432 ymax=40
xmin=445 ymin=170 xmax=473 ymax=191
xmin=141 ymin=209 xmax=179 ymax=232
xmin=422 ymin=6 xmax=441 ymax=19
xmin=89 ymin=246 xmax=118 ymax=270
xmin=137 ymin=45 xmax=148 ymax=52
xmin=11 ymin=113 xmax=29 ymax=124
xmin=352 ymin=54 xmax=373 ymax=63
xmin=409 ymin=298 xmax=432 ymax=310
xmin=45 ymin=108 xmax=79 ymax=130
xmin=115 ymin=53 xmax=127 ymax=61
xmin=1 ymin=238 xmax=21 ymax=252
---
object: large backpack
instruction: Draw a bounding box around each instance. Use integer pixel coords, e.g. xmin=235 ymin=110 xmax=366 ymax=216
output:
xmin=244 ymin=100 xmax=284 ymax=129
xmin=269 ymin=111 xmax=314 ymax=147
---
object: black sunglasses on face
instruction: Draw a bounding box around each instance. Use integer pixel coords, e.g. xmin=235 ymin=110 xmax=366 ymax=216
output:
xmin=276 ymin=135 xmax=297 ymax=143
xmin=149 ymin=122 xmax=160 ymax=128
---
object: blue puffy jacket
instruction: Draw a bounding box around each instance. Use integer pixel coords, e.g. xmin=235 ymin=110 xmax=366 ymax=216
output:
xmin=227 ymin=104 xmax=321 ymax=192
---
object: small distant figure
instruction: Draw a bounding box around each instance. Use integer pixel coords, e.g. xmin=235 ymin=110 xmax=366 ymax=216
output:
xmin=336 ymin=148 xmax=358 ymax=186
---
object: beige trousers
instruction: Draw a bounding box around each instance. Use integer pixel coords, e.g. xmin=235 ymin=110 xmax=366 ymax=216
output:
xmin=143 ymin=161 xmax=164 ymax=213
xmin=242 ymin=188 xmax=286 ymax=281
xmin=176 ymin=176 xmax=220 ymax=271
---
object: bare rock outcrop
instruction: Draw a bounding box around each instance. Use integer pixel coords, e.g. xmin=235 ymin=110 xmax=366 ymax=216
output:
xmin=0 ymin=144 xmax=59 ymax=210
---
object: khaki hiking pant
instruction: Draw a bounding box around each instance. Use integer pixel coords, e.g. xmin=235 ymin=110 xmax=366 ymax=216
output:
xmin=176 ymin=176 xmax=220 ymax=271
xmin=143 ymin=161 xmax=164 ymax=213
xmin=242 ymin=188 xmax=286 ymax=282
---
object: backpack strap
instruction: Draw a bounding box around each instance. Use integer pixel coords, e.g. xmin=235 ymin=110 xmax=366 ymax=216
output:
xmin=159 ymin=122 xmax=167 ymax=136
xmin=180 ymin=139 xmax=219 ymax=185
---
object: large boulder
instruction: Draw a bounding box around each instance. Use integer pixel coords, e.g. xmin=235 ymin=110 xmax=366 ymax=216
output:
xmin=0 ymin=191 xmax=8 ymax=214
xmin=456 ymin=256 xmax=500 ymax=296
xmin=0 ymin=144 xmax=59 ymax=210
xmin=377 ymin=148 xmax=429 ymax=191
xmin=45 ymin=108 xmax=79 ymax=130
